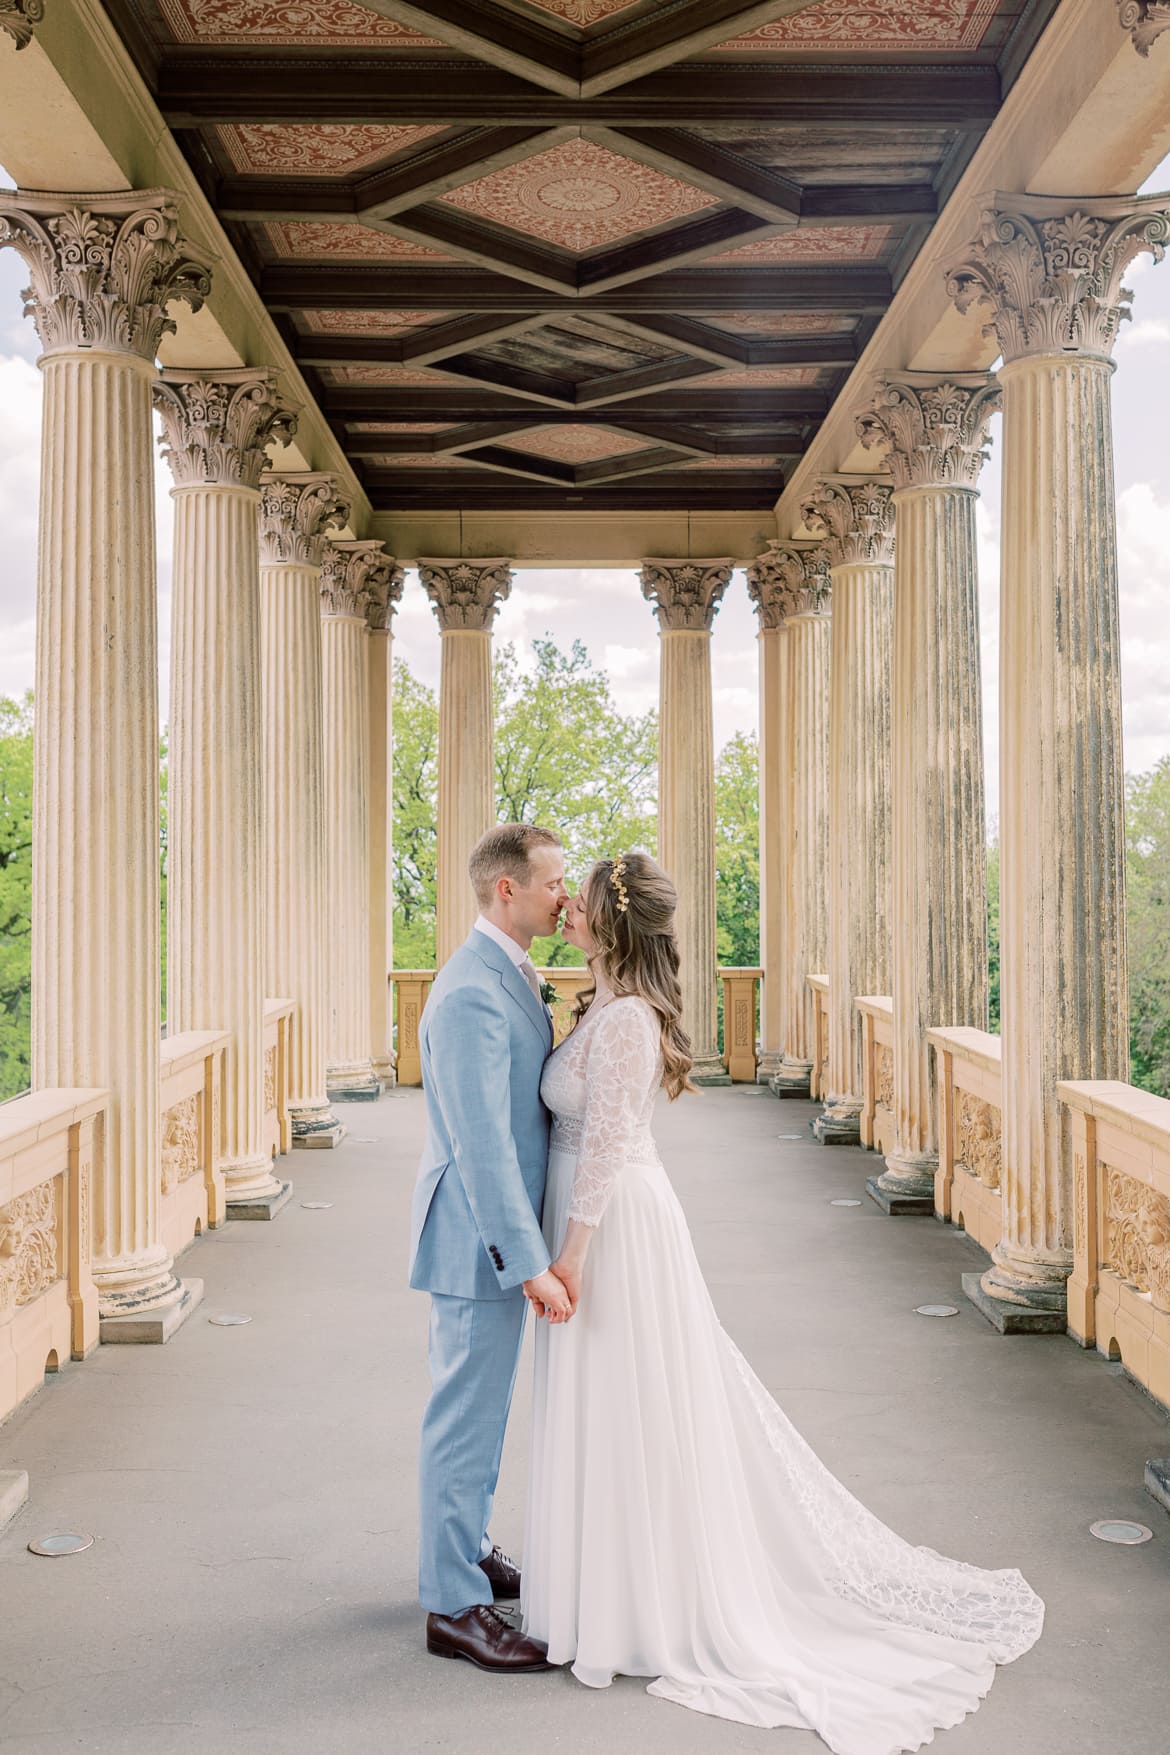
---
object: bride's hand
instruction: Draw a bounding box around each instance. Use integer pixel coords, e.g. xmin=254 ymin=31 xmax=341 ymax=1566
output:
xmin=550 ymin=1256 xmax=582 ymax=1318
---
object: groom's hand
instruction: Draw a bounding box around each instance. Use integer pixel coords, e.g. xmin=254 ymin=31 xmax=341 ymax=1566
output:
xmin=523 ymin=1268 xmax=572 ymax=1322
xmin=550 ymin=1256 xmax=581 ymax=1316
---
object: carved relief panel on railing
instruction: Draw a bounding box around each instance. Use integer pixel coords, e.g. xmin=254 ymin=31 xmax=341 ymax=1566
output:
xmin=1103 ymin=1167 xmax=1170 ymax=1311
xmin=0 ymin=1179 xmax=62 ymax=1318
xmin=161 ymin=1095 xmax=202 ymax=1196
xmin=954 ymin=1089 xmax=1001 ymax=1190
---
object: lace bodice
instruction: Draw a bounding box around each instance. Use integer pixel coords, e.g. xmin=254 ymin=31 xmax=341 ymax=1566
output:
xmin=540 ymin=995 xmax=663 ymax=1227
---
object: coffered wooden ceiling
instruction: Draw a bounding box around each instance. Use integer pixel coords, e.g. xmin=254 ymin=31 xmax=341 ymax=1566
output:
xmin=106 ymin=0 xmax=1060 ymax=512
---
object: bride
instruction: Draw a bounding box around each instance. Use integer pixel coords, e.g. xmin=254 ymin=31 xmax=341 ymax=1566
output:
xmin=520 ymin=851 xmax=1044 ymax=1755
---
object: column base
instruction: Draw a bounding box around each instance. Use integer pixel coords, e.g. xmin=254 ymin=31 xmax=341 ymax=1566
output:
xmin=692 ymin=1053 xmax=732 ymax=1088
xmin=0 ymin=1471 xmax=29 ymax=1536
xmin=227 ymin=1180 xmax=294 ymax=1221
xmin=221 ymin=1153 xmax=285 ymax=1208
xmin=866 ymin=1177 xmax=935 ymax=1216
xmin=756 ymin=1051 xmax=785 ymax=1084
xmin=769 ymin=1057 xmax=814 ymax=1099
xmin=867 ymin=1151 xmax=937 ymax=1216
xmin=1144 ymin=1459 xmax=1170 ymax=1520
xmin=290 ymin=1101 xmax=347 ymax=1150
xmin=812 ymin=1098 xmax=862 ymax=1146
xmin=373 ymin=1056 xmax=396 ymax=1091
xmin=961 ymin=1271 xmax=1068 ymax=1335
xmin=326 ymin=1062 xmax=382 ymax=1102
xmin=99 ymin=1277 xmax=204 ymax=1345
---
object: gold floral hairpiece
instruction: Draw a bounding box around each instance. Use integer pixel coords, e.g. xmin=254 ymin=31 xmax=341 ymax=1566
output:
xmin=610 ymin=856 xmax=630 ymax=913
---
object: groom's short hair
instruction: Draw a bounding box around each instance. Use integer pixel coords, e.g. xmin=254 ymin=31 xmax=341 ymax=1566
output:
xmin=470 ymin=823 xmax=562 ymax=906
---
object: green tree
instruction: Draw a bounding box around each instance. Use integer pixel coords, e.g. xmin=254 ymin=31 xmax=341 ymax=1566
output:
xmin=987 ymin=837 xmax=1000 ymax=1034
xmin=1127 ymin=756 xmax=1170 ymax=1096
xmin=713 ymin=730 xmax=759 ymax=969
xmin=391 ymin=659 xmax=441 ymax=970
xmin=0 ymin=692 xmax=33 ymax=1099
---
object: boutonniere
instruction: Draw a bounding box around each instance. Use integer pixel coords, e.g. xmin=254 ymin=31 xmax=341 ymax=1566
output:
xmin=539 ymin=979 xmax=559 ymax=1007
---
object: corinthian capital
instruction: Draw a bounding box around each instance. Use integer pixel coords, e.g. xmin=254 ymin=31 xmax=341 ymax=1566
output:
xmin=259 ymin=473 xmax=350 ymax=567
xmin=946 ymin=192 xmax=1170 ymax=364
xmin=746 ymin=541 xmax=831 ymax=628
xmin=856 ymin=372 xmax=1001 ymax=491
xmin=419 ymin=558 xmax=512 ymax=632
xmin=0 ymin=1 xmax=45 ymax=49
xmin=0 ymin=188 xmax=212 ymax=360
xmin=800 ymin=476 xmax=894 ymax=569
xmin=154 ymin=369 xmax=299 ymax=490
xmin=640 ymin=558 xmax=733 ymax=632
xmin=321 ymin=539 xmax=404 ymax=624
xmin=1118 ymin=2 xmax=1170 ymax=55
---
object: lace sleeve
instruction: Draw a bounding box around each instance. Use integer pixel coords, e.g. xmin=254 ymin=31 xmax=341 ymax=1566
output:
xmin=568 ymin=999 xmax=661 ymax=1228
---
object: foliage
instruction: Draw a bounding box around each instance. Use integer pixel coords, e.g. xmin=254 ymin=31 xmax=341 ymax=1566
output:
xmin=391 ymin=660 xmax=441 ymax=970
xmin=1127 ymin=757 xmax=1170 ymax=1096
xmin=987 ymin=838 xmax=1000 ymax=1034
xmin=713 ymin=731 xmax=760 ymax=968
xmin=0 ymin=693 xmax=33 ymax=1099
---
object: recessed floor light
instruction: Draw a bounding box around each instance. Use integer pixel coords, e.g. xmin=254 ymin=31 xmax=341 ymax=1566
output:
xmin=830 ymin=1198 xmax=862 ymax=1207
xmin=915 ymin=1304 xmax=960 ymax=1318
xmin=28 ymin=1533 xmax=94 ymax=1557
xmin=300 ymin=1200 xmax=334 ymax=1210
xmin=1090 ymin=1519 xmax=1153 ymax=1545
xmin=778 ymin=1134 xmax=804 ymax=1140
xmin=208 ymin=1314 xmax=252 ymax=1327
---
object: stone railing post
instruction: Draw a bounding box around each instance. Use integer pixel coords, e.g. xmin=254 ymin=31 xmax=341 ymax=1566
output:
xmin=155 ymin=368 xmax=299 ymax=1221
xmin=259 ymin=471 xmax=351 ymax=1152
xmin=856 ymin=371 xmax=1000 ymax=1215
xmin=419 ymin=559 xmax=513 ymax=967
xmin=800 ymin=476 xmax=895 ymax=1146
xmin=0 ymin=189 xmax=211 ymax=1335
xmin=640 ymin=558 xmax=733 ymax=1084
xmin=747 ymin=540 xmax=832 ymax=1096
xmin=945 ymin=190 xmax=1170 ymax=1328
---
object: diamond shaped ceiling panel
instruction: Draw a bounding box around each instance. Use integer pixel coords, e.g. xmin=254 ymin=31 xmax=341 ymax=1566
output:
xmin=217 ymin=124 xmax=445 ymax=177
xmin=440 ymin=138 xmax=717 ymax=254
xmin=517 ymin=0 xmax=644 ymax=21
xmin=301 ymin=310 xmax=450 ymax=334
xmin=706 ymin=312 xmax=856 ymax=336
xmin=508 ymin=426 xmax=653 ymax=464
xmin=713 ymin=0 xmax=1000 ymax=52
xmin=159 ymin=0 xmax=442 ymax=46
xmin=690 ymin=367 xmax=824 ymax=387
xmin=264 ymin=223 xmax=456 ymax=262
xmin=708 ymin=226 xmax=891 ymax=264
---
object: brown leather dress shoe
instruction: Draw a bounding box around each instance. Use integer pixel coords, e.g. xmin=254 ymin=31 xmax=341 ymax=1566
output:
xmin=479 ymin=1544 xmax=521 ymax=1600
xmin=426 ymin=1605 xmax=553 ymax=1673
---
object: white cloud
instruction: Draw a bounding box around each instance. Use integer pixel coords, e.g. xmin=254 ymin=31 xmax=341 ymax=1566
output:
xmin=1117 ymin=317 xmax=1170 ymax=350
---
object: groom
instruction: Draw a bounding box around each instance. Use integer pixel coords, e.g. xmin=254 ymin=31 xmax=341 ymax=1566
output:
xmin=410 ymin=822 xmax=573 ymax=1672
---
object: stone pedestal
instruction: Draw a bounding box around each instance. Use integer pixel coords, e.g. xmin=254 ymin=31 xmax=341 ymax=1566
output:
xmin=947 ymin=192 xmax=1170 ymax=1322
xmin=419 ymin=560 xmax=512 ymax=967
xmin=155 ymin=369 xmax=298 ymax=1213
xmin=857 ymin=374 xmax=999 ymax=1214
xmin=748 ymin=541 xmax=832 ymax=1100
xmin=260 ymin=472 xmax=351 ymax=1156
xmin=0 ymin=189 xmax=210 ymax=1325
xmin=641 ymin=559 xmax=733 ymax=1084
xmin=320 ymin=540 xmax=401 ymax=1100
xmin=799 ymin=479 xmax=895 ymax=1147
xmin=367 ymin=579 xmax=403 ymax=1086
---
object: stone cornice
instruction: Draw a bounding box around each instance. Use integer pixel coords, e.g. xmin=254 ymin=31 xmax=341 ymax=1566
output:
xmin=321 ymin=539 xmax=404 ymax=625
xmin=640 ymin=558 xmax=733 ymax=632
xmin=154 ymin=369 xmax=299 ymax=491
xmin=418 ymin=558 xmax=513 ymax=632
xmin=946 ymin=191 xmax=1170 ymax=364
xmin=1118 ymin=2 xmax=1170 ymax=55
xmin=0 ymin=0 xmax=44 ymax=49
xmin=746 ymin=541 xmax=831 ymax=628
xmin=259 ymin=473 xmax=350 ymax=568
xmin=799 ymin=476 xmax=895 ymax=570
xmin=856 ymin=372 xmax=1002 ymax=491
xmin=0 ymin=188 xmax=212 ymax=362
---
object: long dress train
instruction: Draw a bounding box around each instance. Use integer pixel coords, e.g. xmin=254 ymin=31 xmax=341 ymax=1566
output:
xmin=521 ymin=995 xmax=1043 ymax=1755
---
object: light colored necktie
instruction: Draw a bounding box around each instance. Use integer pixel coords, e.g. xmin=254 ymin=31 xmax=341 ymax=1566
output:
xmin=519 ymin=955 xmax=543 ymax=1005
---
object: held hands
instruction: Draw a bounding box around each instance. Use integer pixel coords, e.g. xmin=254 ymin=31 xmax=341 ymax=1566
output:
xmin=523 ymin=1266 xmax=576 ymax=1324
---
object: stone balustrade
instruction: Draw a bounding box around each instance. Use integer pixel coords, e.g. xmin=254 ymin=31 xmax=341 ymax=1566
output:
xmin=263 ymin=999 xmax=296 ymax=1161
xmin=1061 ymin=1079 xmax=1170 ymax=1410
xmin=0 ymin=1088 xmax=103 ymax=1424
xmin=807 ymin=974 xmax=829 ymax=1101
xmin=158 ymin=1031 xmax=230 ymax=1260
xmin=389 ymin=972 xmax=437 ymax=1087
xmin=856 ymin=997 xmax=896 ymax=1157
xmin=719 ymin=968 xmax=762 ymax=1083
xmin=928 ymin=1027 xmax=1003 ymax=1254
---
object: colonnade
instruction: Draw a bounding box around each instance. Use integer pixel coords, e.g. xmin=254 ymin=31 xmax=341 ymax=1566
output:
xmin=0 ymin=187 xmax=403 ymax=1337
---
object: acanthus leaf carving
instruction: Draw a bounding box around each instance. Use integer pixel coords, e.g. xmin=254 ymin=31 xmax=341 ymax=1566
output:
xmin=259 ymin=472 xmax=351 ymax=567
xmin=639 ymin=558 xmax=733 ymax=632
xmin=799 ymin=475 xmax=895 ymax=569
xmin=856 ymin=372 xmax=1001 ymax=491
xmin=0 ymin=1178 xmax=61 ymax=1315
xmin=1118 ymin=1 xmax=1170 ymax=55
xmin=0 ymin=0 xmax=45 ymax=49
xmin=154 ymin=368 xmax=299 ymax=490
xmin=746 ymin=539 xmax=831 ymax=628
xmin=418 ymin=558 xmax=513 ymax=632
xmin=321 ymin=538 xmax=404 ymax=624
xmin=0 ymin=188 xmax=213 ymax=360
xmin=945 ymin=192 xmax=1170 ymax=364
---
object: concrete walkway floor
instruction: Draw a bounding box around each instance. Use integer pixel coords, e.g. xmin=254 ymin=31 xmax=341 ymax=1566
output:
xmin=2 ymin=1085 xmax=1169 ymax=1755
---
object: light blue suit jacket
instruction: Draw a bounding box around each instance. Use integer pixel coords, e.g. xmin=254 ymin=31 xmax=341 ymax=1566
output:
xmin=409 ymin=928 xmax=553 ymax=1301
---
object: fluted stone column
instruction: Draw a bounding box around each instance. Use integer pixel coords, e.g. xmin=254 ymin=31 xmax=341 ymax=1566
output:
xmin=155 ymin=370 xmax=299 ymax=1220
xmin=945 ymin=193 xmax=1170 ymax=1327
xmin=747 ymin=542 xmax=832 ymax=1097
xmin=260 ymin=472 xmax=351 ymax=1150
xmin=800 ymin=479 xmax=895 ymax=1146
xmin=420 ymin=560 xmax=513 ymax=967
xmin=367 ymin=564 xmax=405 ymax=1086
xmin=0 ymin=190 xmax=211 ymax=1333
xmin=856 ymin=373 xmax=999 ymax=1215
xmin=0 ymin=1 xmax=44 ymax=50
xmin=320 ymin=539 xmax=402 ymax=1100
xmin=640 ymin=559 xmax=732 ymax=1084
xmin=1118 ymin=1 xmax=1170 ymax=56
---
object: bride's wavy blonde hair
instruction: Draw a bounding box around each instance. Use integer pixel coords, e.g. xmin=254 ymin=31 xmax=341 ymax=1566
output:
xmin=573 ymin=851 xmax=696 ymax=1100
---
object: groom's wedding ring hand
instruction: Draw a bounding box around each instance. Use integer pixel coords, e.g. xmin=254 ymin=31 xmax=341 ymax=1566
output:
xmin=522 ymin=1267 xmax=574 ymax=1323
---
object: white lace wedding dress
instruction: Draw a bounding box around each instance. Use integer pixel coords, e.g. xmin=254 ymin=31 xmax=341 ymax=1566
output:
xmin=521 ymin=995 xmax=1043 ymax=1755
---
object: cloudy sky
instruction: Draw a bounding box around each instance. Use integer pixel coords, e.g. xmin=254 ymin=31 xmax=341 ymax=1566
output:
xmin=1 ymin=156 xmax=1168 ymax=827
